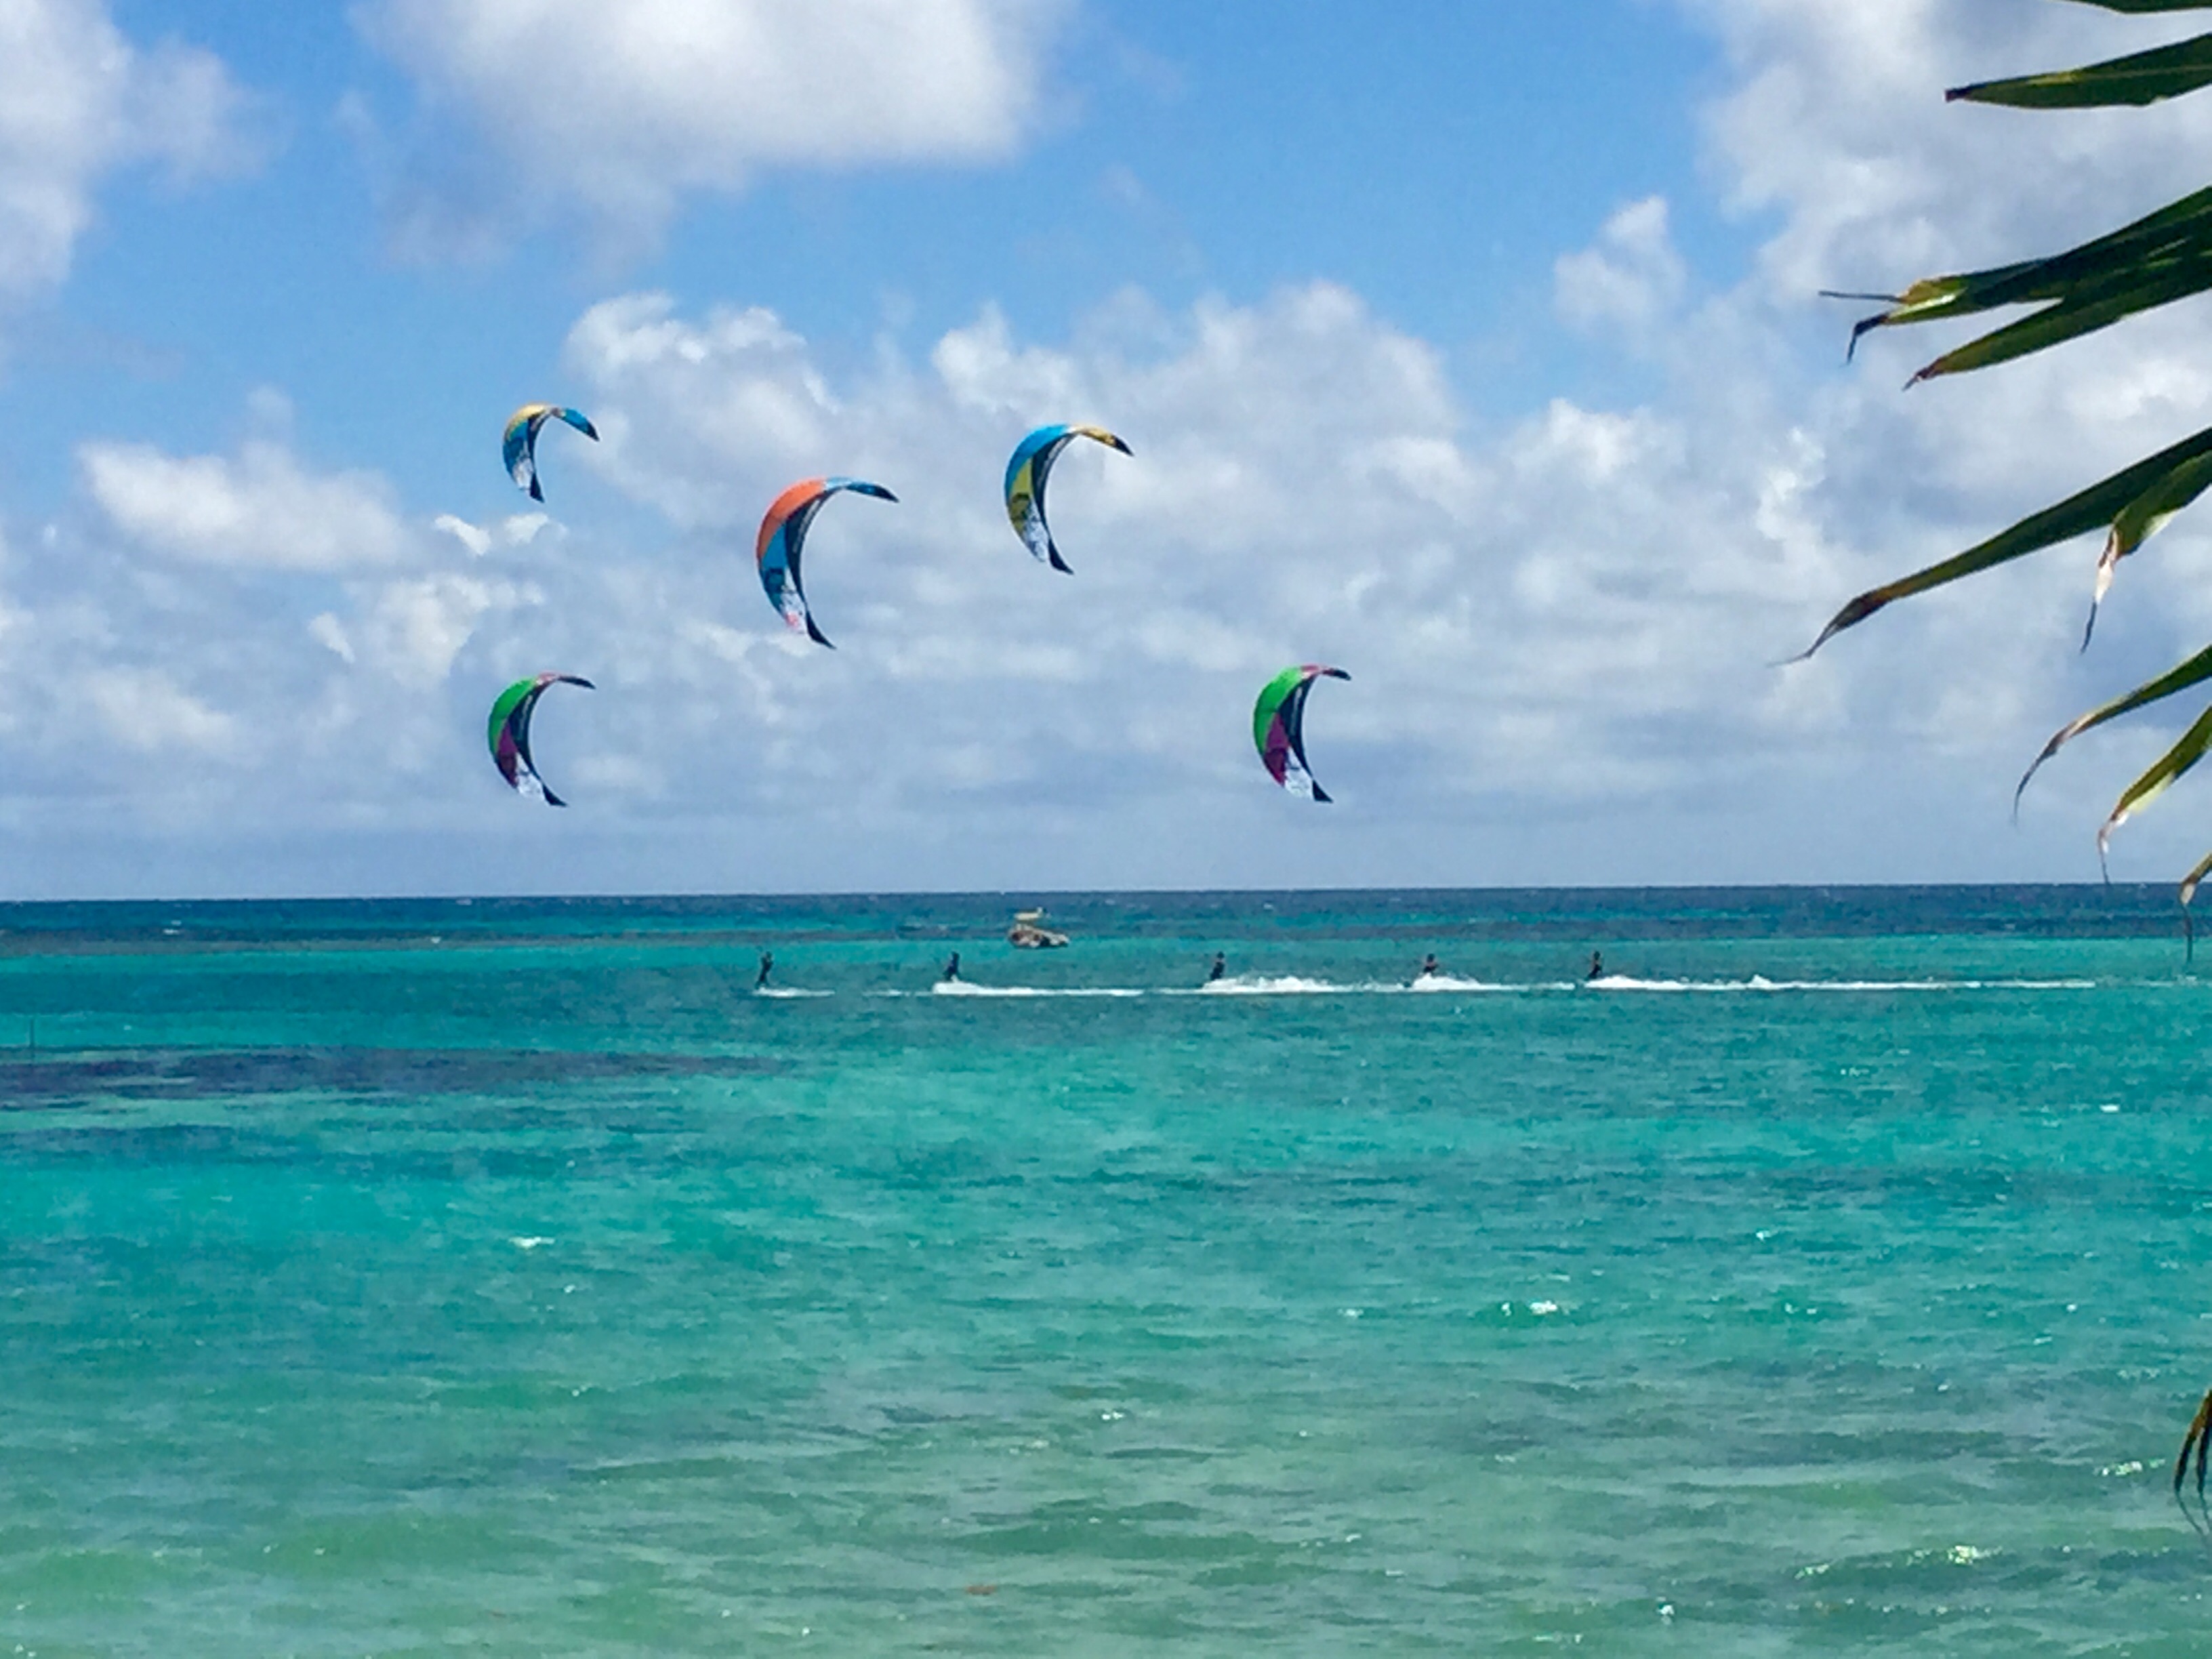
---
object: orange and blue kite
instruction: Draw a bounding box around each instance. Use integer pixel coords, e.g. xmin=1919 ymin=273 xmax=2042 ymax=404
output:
xmin=1004 ymin=424 xmax=1130 ymax=574
xmin=756 ymin=476 xmax=898 ymax=649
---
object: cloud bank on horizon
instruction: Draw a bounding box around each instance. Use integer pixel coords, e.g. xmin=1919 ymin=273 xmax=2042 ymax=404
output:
xmin=4 ymin=0 xmax=2212 ymax=897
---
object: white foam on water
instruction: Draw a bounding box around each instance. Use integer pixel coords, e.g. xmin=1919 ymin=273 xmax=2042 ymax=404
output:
xmin=929 ymin=983 xmax=1144 ymax=998
xmin=876 ymin=973 xmax=2112 ymax=1000
xmin=1584 ymin=975 xmax=2100 ymax=994
xmin=752 ymin=987 xmax=831 ymax=999
xmin=1186 ymin=975 xmax=1349 ymax=996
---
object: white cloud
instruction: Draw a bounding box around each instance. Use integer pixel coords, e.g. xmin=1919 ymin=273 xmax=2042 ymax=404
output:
xmin=1555 ymin=197 xmax=1687 ymax=337
xmin=1686 ymin=0 xmax=2212 ymax=303
xmin=80 ymin=439 xmax=417 ymax=571
xmin=356 ymin=571 xmax=540 ymax=686
xmin=435 ymin=511 xmax=548 ymax=559
xmin=354 ymin=0 xmax=1062 ymax=255
xmin=83 ymin=668 xmax=237 ymax=756
xmin=1662 ymin=0 xmax=2212 ymax=882
xmin=5 ymin=256 xmax=2166 ymax=892
xmin=0 ymin=0 xmax=253 ymax=301
xmin=14 ymin=0 xmax=2212 ymax=893
xmin=533 ymin=285 xmax=1849 ymax=860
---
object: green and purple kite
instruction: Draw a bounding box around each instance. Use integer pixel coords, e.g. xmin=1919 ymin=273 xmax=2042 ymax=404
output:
xmin=488 ymin=673 xmax=593 ymax=806
xmin=1254 ymin=663 xmax=1349 ymax=802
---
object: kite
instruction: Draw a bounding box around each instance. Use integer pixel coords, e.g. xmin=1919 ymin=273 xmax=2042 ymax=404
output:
xmin=487 ymin=673 xmax=594 ymax=806
xmin=1004 ymin=424 xmax=1130 ymax=573
xmin=502 ymin=405 xmax=598 ymax=502
xmin=756 ymin=476 xmax=897 ymax=648
xmin=1253 ymin=664 xmax=1350 ymax=802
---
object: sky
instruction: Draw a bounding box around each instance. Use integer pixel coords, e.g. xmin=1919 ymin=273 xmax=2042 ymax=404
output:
xmin=5 ymin=0 xmax=2212 ymax=898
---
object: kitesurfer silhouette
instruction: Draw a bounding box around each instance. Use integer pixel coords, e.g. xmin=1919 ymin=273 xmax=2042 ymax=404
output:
xmin=943 ymin=951 xmax=962 ymax=983
xmin=1207 ymin=951 xmax=1227 ymax=983
xmin=755 ymin=951 xmax=773 ymax=989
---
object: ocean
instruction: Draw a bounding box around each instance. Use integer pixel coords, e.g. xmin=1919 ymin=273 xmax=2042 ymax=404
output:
xmin=4 ymin=886 xmax=2212 ymax=1655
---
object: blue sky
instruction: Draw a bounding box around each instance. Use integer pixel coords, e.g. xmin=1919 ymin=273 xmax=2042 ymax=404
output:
xmin=12 ymin=3 xmax=1729 ymax=506
xmin=5 ymin=0 xmax=2212 ymax=897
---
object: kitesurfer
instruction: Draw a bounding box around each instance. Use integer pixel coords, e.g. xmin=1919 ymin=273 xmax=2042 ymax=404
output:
xmin=1418 ymin=953 xmax=1439 ymax=979
xmin=1588 ymin=951 xmax=1605 ymax=981
xmin=1208 ymin=951 xmax=1227 ymax=983
xmin=755 ymin=951 xmax=773 ymax=990
xmin=943 ymin=951 xmax=962 ymax=983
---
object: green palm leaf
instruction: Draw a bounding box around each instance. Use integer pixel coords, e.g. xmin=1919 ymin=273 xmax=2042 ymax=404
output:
xmin=2065 ymin=1 xmax=2212 ymax=14
xmin=2099 ymin=700 xmax=2212 ymax=859
xmin=2087 ymin=448 xmax=2212 ymax=642
xmin=1799 ymin=422 xmax=2212 ymax=656
xmin=1839 ymin=186 xmax=2212 ymax=377
xmin=1909 ymin=258 xmax=2212 ymax=380
xmin=2017 ymin=642 xmax=2212 ymax=806
xmin=1816 ymin=0 xmax=2212 ymax=916
xmin=1950 ymin=33 xmax=2212 ymax=108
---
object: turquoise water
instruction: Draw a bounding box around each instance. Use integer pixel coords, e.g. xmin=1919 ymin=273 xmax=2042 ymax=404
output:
xmin=6 ymin=886 xmax=2212 ymax=1655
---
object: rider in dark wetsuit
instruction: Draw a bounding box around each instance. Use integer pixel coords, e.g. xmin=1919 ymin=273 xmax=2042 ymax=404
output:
xmin=1207 ymin=951 xmax=1227 ymax=983
xmin=1588 ymin=951 xmax=1604 ymax=981
xmin=1418 ymin=953 xmax=1440 ymax=979
xmin=943 ymin=951 xmax=962 ymax=983
xmin=755 ymin=951 xmax=773 ymax=989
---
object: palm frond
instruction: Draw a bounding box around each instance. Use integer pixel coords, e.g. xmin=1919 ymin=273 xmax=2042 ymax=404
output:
xmin=1950 ymin=33 xmax=2212 ymax=108
xmin=1799 ymin=423 xmax=2212 ymax=656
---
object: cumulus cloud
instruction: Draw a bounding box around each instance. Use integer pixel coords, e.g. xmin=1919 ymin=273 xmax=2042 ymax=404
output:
xmin=1686 ymin=0 xmax=2212 ymax=302
xmin=1555 ymin=197 xmax=1687 ymax=337
xmin=7 ymin=266 xmax=2184 ymax=893
xmin=1668 ymin=0 xmax=2212 ymax=882
xmin=82 ymin=668 xmax=237 ymax=756
xmin=0 ymin=0 xmax=254 ymax=302
xmin=79 ymin=439 xmax=417 ymax=571
xmin=354 ymin=0 xmax=1063 ymax=255
xmin=17 ymin=0 xmax=2212 ymax=894
xmin=508 ymin=283 xmax=1860 ymax=879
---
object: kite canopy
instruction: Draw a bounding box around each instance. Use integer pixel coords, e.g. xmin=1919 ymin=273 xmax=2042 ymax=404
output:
xmin=1253 ymin=663 xmax=1350 ymax=802
xmin=755 ymin=476 xmax=898 ymax=648
xmin=1004 ymin=424 xmax=1130 ymax=574
xmin=487 ymin=672 xmax=594 ymax=806
xmin=502 ymin=405 xmax=598 ymax=502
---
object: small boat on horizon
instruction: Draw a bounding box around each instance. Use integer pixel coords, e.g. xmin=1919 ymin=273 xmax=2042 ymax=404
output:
xmin=1007 ymin=908 xmax=1069 ymax=949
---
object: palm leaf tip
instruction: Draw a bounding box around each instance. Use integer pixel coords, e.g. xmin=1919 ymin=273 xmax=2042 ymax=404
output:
xmin=2182 ymin=845 xmax=2212 ymax=909
xmin=2182 ymin=848 xmax=2212 ymax=964
xmin=2014 ymin=723 xmax=2083 ymax=817
xmin=1795 ymin=590 xmax=1895 ymax=660
xmin=2083 ymin=531 xmax=2125 ymax=649
xmin=2100 ymin=700 xmax=2212 ymax=866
